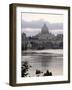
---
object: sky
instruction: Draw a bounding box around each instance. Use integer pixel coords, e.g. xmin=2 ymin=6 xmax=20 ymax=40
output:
xmin=21 ymin=13 xmax=64 ymax=36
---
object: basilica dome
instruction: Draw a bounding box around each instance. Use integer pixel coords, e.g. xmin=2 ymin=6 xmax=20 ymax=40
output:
xmin=41 ymin=24 xmax=49 ymax=34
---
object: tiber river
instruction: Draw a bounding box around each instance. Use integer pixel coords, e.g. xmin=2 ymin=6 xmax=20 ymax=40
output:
xmin=21 ymin=49 xmax=63 ymax=77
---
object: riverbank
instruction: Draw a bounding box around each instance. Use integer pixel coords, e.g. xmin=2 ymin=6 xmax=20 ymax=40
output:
xmin=22 ymin=49 xmax=63 ymax=57
xmin=22 ymin=49 xmax=63 ymax=54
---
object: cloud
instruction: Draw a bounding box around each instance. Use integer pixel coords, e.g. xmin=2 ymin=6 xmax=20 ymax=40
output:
xmin=22 ymin=19 xmax=63 ymax=30
xmin=22 ymin=28 xmax=41 ymax=36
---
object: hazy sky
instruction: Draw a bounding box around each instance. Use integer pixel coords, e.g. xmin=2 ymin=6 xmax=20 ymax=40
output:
xmin=21 ymin=13 xmax=64 ymax=36
xmin=22 ymin=13 xmax=64 ymax=23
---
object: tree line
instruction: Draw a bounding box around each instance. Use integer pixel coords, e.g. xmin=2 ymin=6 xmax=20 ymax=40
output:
xmin=22 ymin=33 xmax=63 ymax=50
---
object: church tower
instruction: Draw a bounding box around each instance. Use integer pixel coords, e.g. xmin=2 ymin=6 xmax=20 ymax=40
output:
xmin=41 ymin=24 xmax=49 ymax=34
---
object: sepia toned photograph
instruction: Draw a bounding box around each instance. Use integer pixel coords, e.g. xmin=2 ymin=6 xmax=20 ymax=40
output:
xmin=21 ymin=13 xmax=63 ymax=77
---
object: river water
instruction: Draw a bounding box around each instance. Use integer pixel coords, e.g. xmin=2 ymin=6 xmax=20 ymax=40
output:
xmin=21 ymin=49 xmax=63 ymax=77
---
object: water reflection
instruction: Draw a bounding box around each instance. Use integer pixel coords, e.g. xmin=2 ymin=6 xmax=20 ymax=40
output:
xmin=40 ymin=55 xmax=52 ymax=67
xmin=21 ymin=52 xmax=63 ymax=77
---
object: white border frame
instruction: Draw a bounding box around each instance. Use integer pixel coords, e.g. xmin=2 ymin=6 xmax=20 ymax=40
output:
xmin=16 ymin=7 xmax=68 ymax=84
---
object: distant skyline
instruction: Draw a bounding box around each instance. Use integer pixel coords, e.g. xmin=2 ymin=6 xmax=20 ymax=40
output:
xmin=21 ymin=13 xmax=64 ymax=36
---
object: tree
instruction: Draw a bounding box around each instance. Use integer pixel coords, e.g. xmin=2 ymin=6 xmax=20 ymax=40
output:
xmin=21 ymin=61 xmax=32 ymax=77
